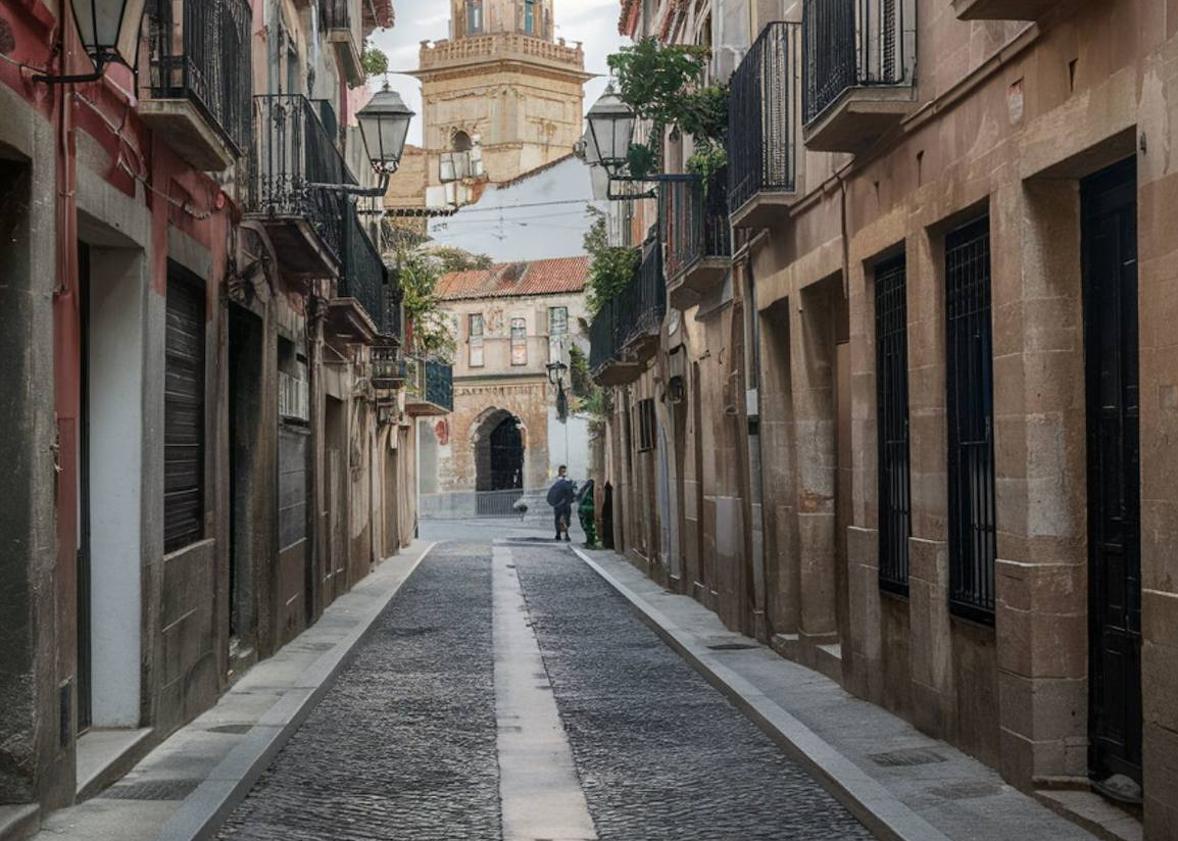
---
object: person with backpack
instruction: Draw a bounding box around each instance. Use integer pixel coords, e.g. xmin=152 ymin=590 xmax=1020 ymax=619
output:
xmin=547 ymin=465 xmax=577 ymax=542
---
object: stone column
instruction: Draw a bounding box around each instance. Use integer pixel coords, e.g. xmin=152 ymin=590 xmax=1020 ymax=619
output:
xmin=789 ymin=279 xmax=840 ymax=645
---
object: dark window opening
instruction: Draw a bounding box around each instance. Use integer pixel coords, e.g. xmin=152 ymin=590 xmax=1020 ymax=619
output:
xmin=945 ymin=216 xmax=997 ymax=623
xmin=875 ymin=254 xmax=911 ymax=595
xmin=637 ymin=398 xmax=657 ymax=452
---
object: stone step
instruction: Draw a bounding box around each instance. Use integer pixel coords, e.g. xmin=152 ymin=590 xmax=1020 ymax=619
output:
xmin=0 ymin=804 xmax=40 ymax=841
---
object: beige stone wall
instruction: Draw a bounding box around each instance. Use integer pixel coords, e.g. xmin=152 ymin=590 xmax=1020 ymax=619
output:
xmin=744 ymin=1 xmax=1178 ymax=828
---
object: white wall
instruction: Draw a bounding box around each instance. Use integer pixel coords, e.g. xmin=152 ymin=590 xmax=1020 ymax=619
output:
xmin=88 ymin=247 xmax=145 ymax=728
xmin=546 ymin=407 xmax=590 ymax=483
xmin=429 ymin=156 xmax=605 ymax=261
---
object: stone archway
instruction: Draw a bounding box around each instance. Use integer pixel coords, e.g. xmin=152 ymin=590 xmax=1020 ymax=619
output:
xmin=473 ymin=408 xmax=526 ymax=491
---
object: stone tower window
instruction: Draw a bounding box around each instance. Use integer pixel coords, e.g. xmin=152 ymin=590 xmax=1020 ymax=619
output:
xmin=466 ymin=0 xmax=483 ymax=34
xmin=524 ymin=0 xmax=536 ymax=34
xmin=452 ymin=131 xmax=473 ymax=152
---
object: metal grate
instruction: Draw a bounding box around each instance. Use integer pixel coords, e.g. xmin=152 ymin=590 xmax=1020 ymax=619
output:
xmin=727 ymin=21 xmax=799 ymax=213
xmin=945 ymin=216 xmax=997 ymax=623
xmin=103 ymin=778 xmax=203 ymax=801
xmin=660 ymin=172 xmax=731 ymax=281
xmin=875 ymin=255 xmax=911 ymax=595
xmin=869 ymin=747 xmax=948 ymax=767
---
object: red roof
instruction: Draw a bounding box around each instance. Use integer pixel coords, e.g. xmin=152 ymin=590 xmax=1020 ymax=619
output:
xmin=437 ymin=256 xmax=589 ymax=301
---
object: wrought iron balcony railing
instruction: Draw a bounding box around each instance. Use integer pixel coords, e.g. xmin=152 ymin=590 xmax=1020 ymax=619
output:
xmin=147 ymin=0 xmax=251 ymax=159
xmin=589 ymin=241 xmax=666 ymax=380
xmin=320 ymin=0 xmax=365 ymax=85
xmin=405 ymin=357 xmax=455 ymax=414
xmin=661 ymin=173 xmax=731 ymax=283
xmin=728 ymin=21 xmax=799 ymax=215
xmin=802 ymin=0 xmax=910 ymax=125
xmin=247 ymin=94 xmax=357 ymax=268
xmin=339 ymin=212 xmax=393 ymax=337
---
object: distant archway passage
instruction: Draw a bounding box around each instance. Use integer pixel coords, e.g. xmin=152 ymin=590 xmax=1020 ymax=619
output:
xmin=475 ymin=410 xmax=526 ymax=492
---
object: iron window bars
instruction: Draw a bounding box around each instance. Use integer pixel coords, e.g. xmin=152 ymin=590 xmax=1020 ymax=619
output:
xmin=802 ymin=0 xmax=908 ymax=125
xmin=148 ymin=0 xmax=252 ymax=156
xmin=728 ymin=21 xmax=799 ymax=215
xmin=945 ymin=216 xmax=997 ymax=623
xmin=875 ymin=254 xmax=911 ymax=595
xmin=660 ymin=171 xmax=732 ymax=282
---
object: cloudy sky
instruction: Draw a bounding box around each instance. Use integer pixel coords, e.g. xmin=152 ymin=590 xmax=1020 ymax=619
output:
xmin=368 ymin=0 xmax=626 ymax=146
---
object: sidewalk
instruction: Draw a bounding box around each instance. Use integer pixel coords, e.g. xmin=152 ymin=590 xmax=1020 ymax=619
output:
xmin=29 ymin=541 xmax=434 ymax=841
xmin=576 ymin=548 xmax=1131 ymax=841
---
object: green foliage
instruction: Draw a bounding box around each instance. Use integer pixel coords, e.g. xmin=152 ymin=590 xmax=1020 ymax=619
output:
xmin=380 ymin=221 xmax=456 ymax=362
xmin=582 ymin=208 xmax=639 ymax=316
xmin=686 ymin=140 xmax=729 ymax=190
xmin=569 ymin=344 xmax=612 ymax=420
xmin=429 ymin=245 xmax=494 ymax=273
xmin=362 ymin=43 xmax=389 ymax=78
xmin=606 ymin=38 xmax=729 ymax=169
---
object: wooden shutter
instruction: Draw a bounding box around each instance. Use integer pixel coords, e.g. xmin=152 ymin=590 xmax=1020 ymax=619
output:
xmin=164 ymin=264 xmax=206 ymax=553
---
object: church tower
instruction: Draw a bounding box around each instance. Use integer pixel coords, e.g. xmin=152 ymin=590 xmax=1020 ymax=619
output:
xmin=412 ymin=0 xmax=590 ymax=189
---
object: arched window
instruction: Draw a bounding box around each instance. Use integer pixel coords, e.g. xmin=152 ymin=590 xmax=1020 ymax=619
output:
xmin=523 ymin=0 xmax=536 ymax=34
xmin=452 ymin=130 xmax=473 ymax=152
xmin=466 ymin=0 xmax=483 ymax=34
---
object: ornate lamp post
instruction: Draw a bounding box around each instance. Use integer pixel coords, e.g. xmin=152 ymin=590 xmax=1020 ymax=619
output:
xmin=37 ymin=0 xmax=147 ymax=84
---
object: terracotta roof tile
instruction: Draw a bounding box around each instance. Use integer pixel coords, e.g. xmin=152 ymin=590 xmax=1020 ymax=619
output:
xmin=437 ymin=255 xmax=590 ymax=301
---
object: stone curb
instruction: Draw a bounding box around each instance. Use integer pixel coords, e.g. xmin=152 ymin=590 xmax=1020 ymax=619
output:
xmin=573 ymin=547 xmax=952 ymax=841
xmin=155 ymin=542 xmax=438 ymax=841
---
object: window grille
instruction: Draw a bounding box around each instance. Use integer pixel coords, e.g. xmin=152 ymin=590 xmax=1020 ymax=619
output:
xmin=875 ymin=255 xmax=911 ymax=594
xmin=637 ymin=398 xmax=657 ymax=452
xmin=164 ymin=264 xmax=206 ymax=553
xmin=945 ymin=216 xmax=997 ymax=622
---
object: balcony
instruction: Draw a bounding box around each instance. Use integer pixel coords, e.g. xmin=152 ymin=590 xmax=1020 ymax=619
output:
xmin=952 ymin=0 xmax=1056 ymax=19
xmin=327 ymin=211 xmax=400 ymax=345
xmin=589 ymin=241 xmax=665 ymax=386
xmin=143 ymin=0 xmax=251 ymax=171
xmin=320 ymin=0 xmax=365 ymax=87
xmin=246 ymin=95 xmax=356 ymax=281
xmin=661 ymin=174 xmax=731 ymax=311
xmin=802 ymin=0 xmax=916 ymax=154
xmin=728 ymin=21 xmax=800 ymax=228
xmin=404 ymin=357 xmax=454 ymax=416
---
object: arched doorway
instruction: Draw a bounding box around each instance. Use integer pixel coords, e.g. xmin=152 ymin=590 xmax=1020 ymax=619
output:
xmin=489 ymin=417 xmax=524 ymax=490
xmin=474 ymin=409 xmax=526 ymax=492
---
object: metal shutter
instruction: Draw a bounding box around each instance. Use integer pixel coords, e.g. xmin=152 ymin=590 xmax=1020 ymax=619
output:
xmin=164 ymin=264 xmax=206 ymax=553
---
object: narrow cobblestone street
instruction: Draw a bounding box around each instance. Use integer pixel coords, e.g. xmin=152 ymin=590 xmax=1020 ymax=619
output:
xmin=215 ymin=541 xmax=873 ymax=840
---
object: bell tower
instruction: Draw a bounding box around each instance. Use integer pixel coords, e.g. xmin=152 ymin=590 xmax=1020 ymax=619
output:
xmin=406 ymin=0 xmax=589 ymax=189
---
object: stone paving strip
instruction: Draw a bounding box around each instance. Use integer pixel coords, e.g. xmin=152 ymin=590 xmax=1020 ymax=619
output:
xmin=574 ymin=547 xmax=1106 ymax=841
xmin=515 ymin=545 xmax=876 ymax=841
xmin=30 ymin=541 xmax=435 ymax=841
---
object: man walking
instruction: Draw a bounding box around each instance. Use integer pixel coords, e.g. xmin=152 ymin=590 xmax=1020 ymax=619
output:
xmin=547 ymin=465 xmax=577 ymax=542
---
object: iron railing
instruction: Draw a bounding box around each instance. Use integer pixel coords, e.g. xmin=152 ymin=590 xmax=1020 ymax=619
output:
xmin=148 ymin=0 xmax=252 ymax=155
xmin=945 ymin=216 xmax=996 ymax=623
xmin=661 ymin=172 xmax=732 ymax=281
xmin=588 ymin=241 xmax=665 ymax=375
xmin=340 ymin=212 xmax=391 ymax=336
xmin=728 ymin=21 xmax=799 ymax=213
xmin=384 ymin=269 xmax=404 ymax=343
xmin=247 ymin=94 xmax=356 ymax=265
xmin=475 ymin=489 xmax=527 ymax=518
xmin=406 ymin=357 xmax=454 ymax=412
xmin=803 ymin=0 xmax=909 ymax=125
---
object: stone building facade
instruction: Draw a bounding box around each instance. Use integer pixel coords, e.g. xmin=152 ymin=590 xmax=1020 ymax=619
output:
xmin=385 ymin=0 xmax=590 ymax=212
xmin=419 ymin=256 xmax=591 ymax=516
xmin=592 ymin=0 xmax=1178 ymax=836
xmin=0 ymin=0 xmax=438 ymax=835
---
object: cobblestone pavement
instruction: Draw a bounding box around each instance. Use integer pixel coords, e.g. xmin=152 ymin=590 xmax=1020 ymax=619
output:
xmin=513 ymin=546 xmax=874 ymax=841
xmin=216 ymin=541 xmax=873 ymax=840
xmin=217 ymin=544 xmax=501 ymax=841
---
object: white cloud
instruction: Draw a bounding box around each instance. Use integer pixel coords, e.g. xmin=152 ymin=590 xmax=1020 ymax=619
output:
xmin=367 ymin=0 xmax=626 ymax=146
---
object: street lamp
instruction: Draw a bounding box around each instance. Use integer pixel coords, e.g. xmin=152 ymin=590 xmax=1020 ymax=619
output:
xmin=37 ymin=0 xmax=147 ymax=84
xmin=358 ymin=84 xmax=415 ymax=177
xmin=585 ymin=84 xmax=636 ymax=178
xmin=313 ymin=82 xmax=415 ymax=198
xmin=547 ymin=360 xmax=570 ymax=423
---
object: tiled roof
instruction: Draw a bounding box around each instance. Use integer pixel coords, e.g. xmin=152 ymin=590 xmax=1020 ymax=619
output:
xmin=437 ymin=255 xmax=589 ymax=301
